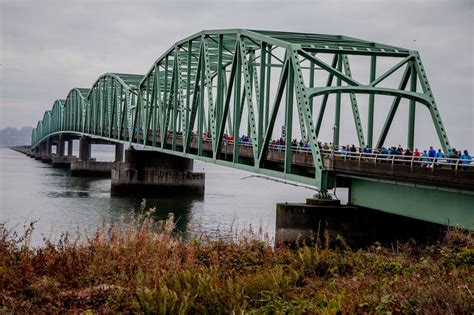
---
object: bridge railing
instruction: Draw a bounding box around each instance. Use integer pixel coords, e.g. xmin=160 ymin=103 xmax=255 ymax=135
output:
xmin=322 ymin=150 xmax=474 ymax=171
xmin=153 ymin=130 xmax=473 ymax=171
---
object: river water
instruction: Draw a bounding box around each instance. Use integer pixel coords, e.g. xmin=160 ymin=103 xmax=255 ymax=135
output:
xmin=0 ymin=147 xmax=343 ymax=246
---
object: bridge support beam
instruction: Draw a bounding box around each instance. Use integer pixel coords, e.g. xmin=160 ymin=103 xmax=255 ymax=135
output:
xmin=33 ymin=146 xmax=41 ymax=160
xmin=111 ymin=150 xmax=205 ymax=196
xmin=275 ymin=198 xmax=445 ymax=247
xmin=57 ymin=134 xmax=65 ymax=156
xmin=67 ymin=139 xmax=73 ymax=156
xmin=115 ymin=143 xmax=124 ymax=162
xmin=40 ymin=139 xmax=52 ymax=163
xmin=79 ymin=136 xmax=91 ymax=160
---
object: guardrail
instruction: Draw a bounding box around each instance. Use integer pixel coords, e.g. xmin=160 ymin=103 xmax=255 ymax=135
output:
xmin=140 ymin=130 xmax=474 ymax=171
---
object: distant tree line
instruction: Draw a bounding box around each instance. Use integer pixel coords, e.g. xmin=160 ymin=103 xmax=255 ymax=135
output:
xmin=0 ymin=127 xmax=33 ymax=147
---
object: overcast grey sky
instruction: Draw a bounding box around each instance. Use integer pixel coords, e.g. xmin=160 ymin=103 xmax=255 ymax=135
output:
xmin=0 ymin=0 xmax=472 ymax=150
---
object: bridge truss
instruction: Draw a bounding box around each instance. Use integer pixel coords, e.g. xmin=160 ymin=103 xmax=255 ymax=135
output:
xmin=31 ymin=29 xmax=451 ymax=195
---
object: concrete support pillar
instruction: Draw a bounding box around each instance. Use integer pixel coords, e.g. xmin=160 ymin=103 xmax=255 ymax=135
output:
xmin=33 ymin=146 xmax=41 ymax=160
xmin=67 ymin=140 xmax=73 ymax=156
xmin=71 ymin=160 xmax=113 ymax=177
xmin=58 ymin=135 xmax=65 ymax=156
xmin=115 ymin=143 xmax=124 ymax=162
xmin=39 ymin=139 xmax=53 ymax=163
xmin=46 ymin=138 xmax=52 ymax=155
xmin=111 ymin=150 xmax=205 ymax=196
xmin=79 ymin=136 xmax=91 ymax=160
xmin=275 ymin=198 xmax=444 ymax=247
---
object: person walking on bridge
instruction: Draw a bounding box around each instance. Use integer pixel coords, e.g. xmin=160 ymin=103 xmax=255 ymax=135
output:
xmin=428 ymin=146 xmax=436 ymax=158
xmin=461 ymin=150 xmax=472 ymax=170
xmin=449 ymin=149 xmax=459 ymax=169
xmin=435 ymin=149 xmax=445 ymax=167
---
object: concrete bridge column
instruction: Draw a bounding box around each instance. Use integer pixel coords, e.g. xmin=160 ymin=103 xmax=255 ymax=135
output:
xmin=40 ymin=139 xmax=53 ymax=163
xmin=111 ymin=150 xmax=205 ymax=196
xmin=57 ymin=135 xmax=65 ymax=156
xmin=79 ymin=136 xmax=91 ymax=160
xmin=71 ymin=137 xmax=113 ymax=177
xmin=47 ymin=138 xmax=52 ymax=155
xmin=115 ymin=143 xmax=124 ymax=162
xmin=33 ymin=146 xmax=41 ymax=160
xmin=67 ymin=140 xmax=73 ymax=156
xmin=52 ymin=135 xmax=77 ymax=168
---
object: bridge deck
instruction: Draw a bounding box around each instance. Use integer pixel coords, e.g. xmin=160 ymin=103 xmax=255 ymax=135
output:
xmin=133 ymin=132 xmax=474 ymax=192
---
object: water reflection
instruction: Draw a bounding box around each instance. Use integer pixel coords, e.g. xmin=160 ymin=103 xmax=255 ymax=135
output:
xmin=1 ymin=148 xmax=325 ymax=247
xmin=46 ymin=191 xmax=91 ymax=198
xmin=108 ymin=195 xmax=199 ymax=236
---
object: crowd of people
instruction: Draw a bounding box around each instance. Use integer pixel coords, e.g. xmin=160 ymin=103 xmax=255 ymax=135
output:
xmin=188 ymin=131 xmax=472 ymax=168
xmin=237 ymin=135 xmax=473 ymax=167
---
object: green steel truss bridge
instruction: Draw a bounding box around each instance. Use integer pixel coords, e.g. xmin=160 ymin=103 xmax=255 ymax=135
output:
xmin=30 ymin=29 xmax=473 ymax=229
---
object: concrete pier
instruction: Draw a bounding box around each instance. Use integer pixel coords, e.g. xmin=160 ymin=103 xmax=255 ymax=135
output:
xmin=52 ymin=154 xmax=77 ymax=168
xmin=69 ymin=139 xmax=125 ymax=176
xmin=67 ymin=139 xmax=73 ymax=156
xmin=57 ymin=134 xmax=66 ymax=156
xmin=275 ymin=198 xmax=444 ymax=247
xmin=115 ymin=143 xmax=124 ymax=162
xmin=70 ymin=159 xmax=114 ymax=177
xmin=79 ymin=136 xmax=91 ymax=160
xmin=40 ymin=140 xmax=52 ymax=163
xmin=111 ymin=150 xmax=205 ymax=196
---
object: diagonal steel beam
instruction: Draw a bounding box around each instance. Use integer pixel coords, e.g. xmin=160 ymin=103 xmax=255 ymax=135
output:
xmin=315 ymin=54 xmax=338 ymax=136
xmin=342 ymin=54 xmax=366 ymax=147
xmin=376 ymin=65 xmax=412 ymax=148
xmin=299 ymin=50 xmax=361 ymax=86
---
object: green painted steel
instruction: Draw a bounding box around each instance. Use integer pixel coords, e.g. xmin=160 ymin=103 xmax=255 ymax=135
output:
xmin=31 ymin=29 xmax=454 ymax=195
xmin=350 ymin=178 xmax=473 ymax=230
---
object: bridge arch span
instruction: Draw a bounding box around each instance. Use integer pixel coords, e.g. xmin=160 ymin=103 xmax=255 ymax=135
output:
xmin=85 ymin=73 xmax=143 ymax=141
xmin=64 ymin=88 xmax=90 ymax=133
xmin=51 ymin=100 xmax=66 ymax=134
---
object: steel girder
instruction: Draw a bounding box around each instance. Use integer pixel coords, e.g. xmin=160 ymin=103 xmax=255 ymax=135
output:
xmin=30 ymin=29 xmax=452 ymax=194
xmin=63 ymin=88 xmax=90 ymax=133
xmin=85 ymin=73 xmax=142 ymax=141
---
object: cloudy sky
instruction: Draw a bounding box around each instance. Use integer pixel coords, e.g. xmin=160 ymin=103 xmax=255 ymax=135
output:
xmin=1 ymin=0 xmax=472 ymax=150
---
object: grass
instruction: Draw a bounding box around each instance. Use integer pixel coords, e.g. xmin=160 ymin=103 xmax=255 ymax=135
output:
xmin=0 ymin=205 xmax=473 ymax=313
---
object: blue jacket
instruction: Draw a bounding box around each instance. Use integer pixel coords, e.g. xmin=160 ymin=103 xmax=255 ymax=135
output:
xmin=460 ymin=154 xmax=472 ymax=165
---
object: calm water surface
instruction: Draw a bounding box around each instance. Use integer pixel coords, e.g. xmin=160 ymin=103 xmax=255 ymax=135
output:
xmin=0 ymin=147 xmax=345 ymax=246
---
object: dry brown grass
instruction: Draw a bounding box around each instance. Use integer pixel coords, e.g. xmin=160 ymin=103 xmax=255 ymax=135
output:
xmin=0 ymin=207 xmax=473 ymax=313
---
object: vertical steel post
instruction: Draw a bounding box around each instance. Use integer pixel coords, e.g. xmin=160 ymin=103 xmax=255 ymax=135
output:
xmin=334 ymin=54 xmax=342 ymax=146
xmin=368 ymin=55 xmax=376 ymax=148
xmin=258 ymin=42 xmax=266 ymax=149
xmin=216 ymin=35 xmax=224 ymax=141
xmin=407 ymin=62 xmax=417 ymax=150
xmin=172 ymin=55 xmax=179 ymax=151
xmin=264 ymin=45 xmax=272 ymax=127
xmin=247 ymin=52 xmax=253 ymax=138
xmin=185 ymin=40 xmax=192 ymax=148
xmin=284 ymin=62 xmax=294 ymax=174
xmin=233 ymin=44 xmax=241 ymax=163
xmin=309 ymin=54 xmax=315 ymax=113
xmin=198 ymin=44 xmax=205 ymax=156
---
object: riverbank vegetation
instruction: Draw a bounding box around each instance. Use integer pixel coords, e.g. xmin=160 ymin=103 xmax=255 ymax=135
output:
xmin=1 ymin=207 xmax=472 ymax=313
